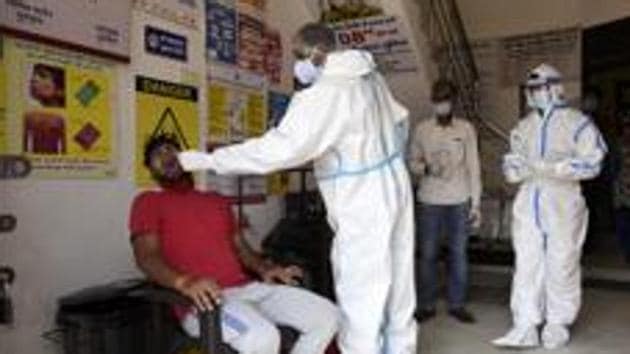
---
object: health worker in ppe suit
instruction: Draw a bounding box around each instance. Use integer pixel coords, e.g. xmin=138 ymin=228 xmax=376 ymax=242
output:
xmin=178 ymin=23 xmax=417 ymax=354
xmin=492 ymin=64 xmax=607 ymax=349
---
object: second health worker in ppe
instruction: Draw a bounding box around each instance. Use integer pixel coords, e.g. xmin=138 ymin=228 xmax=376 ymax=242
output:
xmin=494 ymin=63 xmax=607 ymax=350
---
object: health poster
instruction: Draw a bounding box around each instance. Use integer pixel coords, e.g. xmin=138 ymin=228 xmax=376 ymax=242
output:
xmin=265 ymin=91 xmax=290 ymax=196
xmin=207 ymin=81 xmax=231 ymax=144
xmin=267 ymin=91 xmax=291 ymax=129
xmin=243 ymin=90 xmax=266 ymax=137
xmin=331 ymin=15 xmax=418 ymax=74
xmin=267 ymin=172 xmax=289 ymax=196
xmin=3 ymin=38 xmax=117 ymax=179
xmin=206 ymin=0 xmax=238 ymax=65
xmin=263 ymin=28 xmax=283 ymax=84
xmin=207 ymin=80 xmax=267 ymax=145
xmin=136 ymin=76 xmax=200 ymax=186
xmin=0 ymin=36 xmax=6 ymax=153
xmin=238 ymin=14 xmax=265 ymax=74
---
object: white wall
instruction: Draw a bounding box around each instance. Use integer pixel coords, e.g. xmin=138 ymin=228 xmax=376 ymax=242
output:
xmin=580 ymin=0 xmax=630 ymax=27
xmin=456 ymin=0 xmax=580 ymax=39
xmin=381 ymin=0 xmax=435 ymax=119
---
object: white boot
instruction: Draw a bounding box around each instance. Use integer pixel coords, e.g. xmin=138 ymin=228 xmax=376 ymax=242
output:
xmin=541 ymin=323 xmax=570 ymax=350
xmin=491 ymin=326 xmax=540 ymax=348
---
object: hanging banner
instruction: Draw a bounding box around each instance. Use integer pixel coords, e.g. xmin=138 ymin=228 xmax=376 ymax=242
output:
xmin=206 ymin=0 xmax=238 ymax=65
xmin=320 ymin=0 xmax=384 ymax=23
xmin=3 ymin=38 xmax=117 ymax=179
xmin=263 ymin=28 xmax=283 ymax=84
xmin=0 ymin=0 xmax=131 ymax=61
xmin=238 ymin=14 xmax=265 ymax=74
xmin=330 ymin=15 xmax=418 ymax=73
xmin=133 ymin=0 xmax=200 ymax=30
xmin=135 ymin=76 xmax=200 ymax=186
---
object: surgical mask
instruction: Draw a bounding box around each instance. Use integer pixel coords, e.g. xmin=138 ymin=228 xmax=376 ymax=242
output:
xmin=434 ymin=101 xmax=452 ymax=117
xmin=529 ymin=88 xmax=552 ymax=110
xmin=294 ymin=59 xmax=321 ymax=86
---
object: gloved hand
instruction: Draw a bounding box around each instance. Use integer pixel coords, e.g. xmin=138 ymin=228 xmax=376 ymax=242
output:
xmin=469 ymin=206 xmax=482 ymax=229
xmin=177 ymin=150 xmax=214 ymax=171
xmin=531 ymin=160 xmax=560 ymax=178
xmin=503 ymin=154 xmax=532 ymax=183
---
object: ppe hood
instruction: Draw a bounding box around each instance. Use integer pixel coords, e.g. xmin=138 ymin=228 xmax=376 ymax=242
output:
xmin=322 ymin=50 xmax=377 ymax=78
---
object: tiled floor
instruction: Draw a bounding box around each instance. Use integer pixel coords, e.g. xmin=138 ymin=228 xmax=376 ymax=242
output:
xmin=418 ymin=288 xmax=630 ymax=354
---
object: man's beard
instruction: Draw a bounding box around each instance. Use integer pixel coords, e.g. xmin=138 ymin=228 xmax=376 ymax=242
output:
xmin=153 ymin=171 xmax=193 ymax=188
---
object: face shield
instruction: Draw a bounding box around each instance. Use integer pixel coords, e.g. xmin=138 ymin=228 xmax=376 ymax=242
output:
xmin=525 ymin=64 xmax=565 ymax=111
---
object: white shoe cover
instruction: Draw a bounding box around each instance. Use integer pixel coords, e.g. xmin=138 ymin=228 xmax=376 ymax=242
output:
xmin=491 ymin=326 xmax=540 ymax=348
xmin=542 ymin=323 xmax=570 ymax=350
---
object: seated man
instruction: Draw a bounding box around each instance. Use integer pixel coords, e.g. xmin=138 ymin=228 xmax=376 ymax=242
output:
xmin=129 ymin=133 xmax=339 ymax=354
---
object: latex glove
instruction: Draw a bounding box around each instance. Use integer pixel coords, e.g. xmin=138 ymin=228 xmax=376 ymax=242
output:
xmin=503 ymin=154 xmax=532 ymax=183
xmin=531 ymin=160 xmax=559 ymax=178
xmin=177 ymin=150 xmax=214 ymax=171
xmin=469 ymin=206 xmax=482 ymax=229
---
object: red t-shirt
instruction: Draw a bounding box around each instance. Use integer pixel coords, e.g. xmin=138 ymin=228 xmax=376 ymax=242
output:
xmin=129 ymin=188 xmax=251 ymax=288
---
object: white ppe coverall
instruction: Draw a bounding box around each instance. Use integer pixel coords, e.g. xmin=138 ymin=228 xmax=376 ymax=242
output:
xmin=503 ymin=105 xmax=607 ymax=328
xmin=179 ymin=50 xmax=417 ymax=354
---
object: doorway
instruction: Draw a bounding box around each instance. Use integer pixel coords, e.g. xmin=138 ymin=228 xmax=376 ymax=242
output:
xmin=582 ymin=16 xmax=630 ymax=269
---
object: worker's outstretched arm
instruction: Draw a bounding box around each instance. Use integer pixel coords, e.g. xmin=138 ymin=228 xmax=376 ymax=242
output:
xmin=179 ymin=86 xmax=347 ymax=175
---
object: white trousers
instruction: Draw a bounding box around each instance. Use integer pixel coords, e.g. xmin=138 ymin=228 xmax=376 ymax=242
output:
xmin=320 ymin=158 xmax=418 ymax=354
xmin=182 ymin=282 xmax=339 ymax=354
xmin=510 ymin=183 xmax=588 ymax=327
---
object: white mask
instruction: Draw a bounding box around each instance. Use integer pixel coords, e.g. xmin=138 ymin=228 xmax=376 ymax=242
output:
xmin=294 ymin=59 xmax=321 ymax=86
xmin=528 ymin=88 xmax=553 ymax=110
xmin=434 ymin=101 xmax=452 ymax=116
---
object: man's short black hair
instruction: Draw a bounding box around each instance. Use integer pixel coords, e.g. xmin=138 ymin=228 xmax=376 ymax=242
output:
xmin=143 ymin=133 xmax=182 ymax=167
xmin=294 ymin=23 xmax=337 ymax=58
xmin=431 ymin=79 xmax=457 ymax=102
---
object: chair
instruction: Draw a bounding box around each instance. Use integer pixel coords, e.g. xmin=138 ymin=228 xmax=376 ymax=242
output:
xmin=129 ymin=282 xmax=236 ymax=354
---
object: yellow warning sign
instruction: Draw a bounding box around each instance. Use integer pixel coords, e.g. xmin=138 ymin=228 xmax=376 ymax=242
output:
xmin=135 ymin=76 xmax=199 ymax=186
xmin=1 ymin=37 xmax=117 ymax=179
